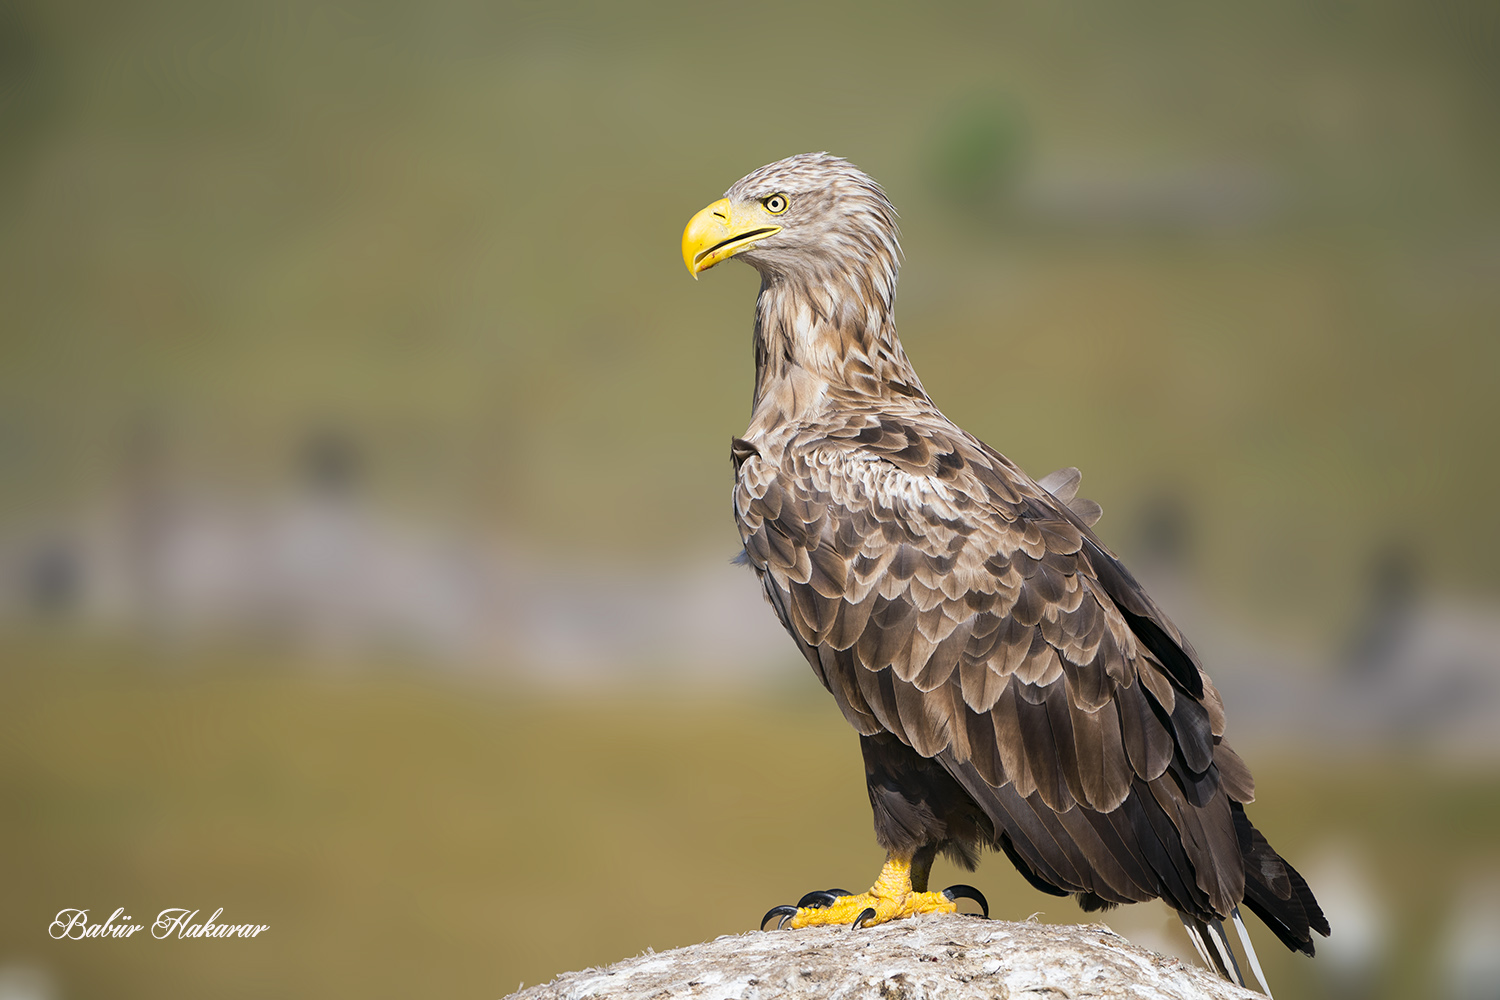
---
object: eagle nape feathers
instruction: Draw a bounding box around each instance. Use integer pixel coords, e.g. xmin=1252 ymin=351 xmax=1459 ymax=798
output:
xmin=682 ymin=153 xmax=1327 ymax=996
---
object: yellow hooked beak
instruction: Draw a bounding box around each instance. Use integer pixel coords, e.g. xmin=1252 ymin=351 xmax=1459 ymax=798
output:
xmin=681 ymin=198 xmax=782 ymax=278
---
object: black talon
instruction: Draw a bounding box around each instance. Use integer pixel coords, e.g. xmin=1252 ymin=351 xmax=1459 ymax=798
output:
xmin=796 ymin=890 xmax=841 ymax=909
xmin=760 ymin=905 xmax=798 ymax=930
xmin=826 ymin=888 xmax=852 ymax=897
xmin=851 ymin=906 xmax=878 ymax=929
xmin=942 ymin=884 xmax=990 ymax=919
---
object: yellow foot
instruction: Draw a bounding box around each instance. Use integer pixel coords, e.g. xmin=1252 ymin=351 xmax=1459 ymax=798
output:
xmin=760 ymin=855 xmax=989 ymax=930
xmin=786 ymin=888 xmax=956 ymax=928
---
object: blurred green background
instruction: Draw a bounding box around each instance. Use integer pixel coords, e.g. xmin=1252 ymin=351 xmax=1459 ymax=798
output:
xmin=1 ymin=1 xmax=1498 ymax=998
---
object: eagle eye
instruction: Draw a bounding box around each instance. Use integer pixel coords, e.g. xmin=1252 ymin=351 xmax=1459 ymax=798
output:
xmin=762 ymin=194 xmax=789 ymax=215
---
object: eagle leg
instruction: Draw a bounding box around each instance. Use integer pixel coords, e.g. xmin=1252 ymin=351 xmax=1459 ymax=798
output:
xmin=760 ymin=853 xmax=984 ymax=930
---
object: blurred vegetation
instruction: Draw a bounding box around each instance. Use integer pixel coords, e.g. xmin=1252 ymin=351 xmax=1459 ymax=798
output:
xmin=927 ymin=92 xmax=1029 ymax=217
xmin=2 ymin=638 xmax=1497 ymax=999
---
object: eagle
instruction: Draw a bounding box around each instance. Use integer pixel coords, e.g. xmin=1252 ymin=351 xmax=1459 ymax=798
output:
xmin=681 ymin=153 xmax=1328 ymax=994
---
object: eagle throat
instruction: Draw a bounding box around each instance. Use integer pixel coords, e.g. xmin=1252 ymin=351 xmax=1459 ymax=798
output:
xmin=749 ymin=265 xmax=926 ymax=431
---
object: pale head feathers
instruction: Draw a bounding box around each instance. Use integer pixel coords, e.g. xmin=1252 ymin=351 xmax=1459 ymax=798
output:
xmin=723 ymin=153 xmax=922 ymax=420
xmin=725 ymin=152 xmax=903 ymax=313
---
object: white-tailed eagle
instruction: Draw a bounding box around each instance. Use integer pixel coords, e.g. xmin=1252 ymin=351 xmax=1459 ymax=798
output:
xmin=682 ymin=153 xmax=1327 ymax=994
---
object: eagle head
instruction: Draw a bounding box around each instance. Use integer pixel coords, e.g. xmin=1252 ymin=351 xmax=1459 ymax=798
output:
xmin=682 ymin=153 xmax=901 ymax=288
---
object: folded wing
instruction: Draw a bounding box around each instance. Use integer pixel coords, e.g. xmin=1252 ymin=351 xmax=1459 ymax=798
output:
xmin=734 ymin=414 xmax=1317 ymax=935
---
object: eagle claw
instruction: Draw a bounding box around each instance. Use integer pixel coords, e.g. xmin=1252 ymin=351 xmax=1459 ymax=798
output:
xmin=760 ymin=905 xmax=799 ymax=930
xmin=796 ymin=890 xmax=842 ymax=909
xmin=851 ymin=906 xmax=878 ymax=929
xmin=942 ymin=884 xmax=989 ymax=918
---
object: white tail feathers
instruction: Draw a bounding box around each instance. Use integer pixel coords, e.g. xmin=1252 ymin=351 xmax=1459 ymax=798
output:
xmin=1232 ymin=906 xmax=1275 ymax=997
xmin=1179 ymin=911 xmax=1277 ymax=996
xmin=1207 ymin=919 xmax=1245 ymax=987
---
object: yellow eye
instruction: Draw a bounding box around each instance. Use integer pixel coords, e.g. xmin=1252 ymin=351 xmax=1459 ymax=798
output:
xmin=762 ymin=194 xmax=789 ymax=214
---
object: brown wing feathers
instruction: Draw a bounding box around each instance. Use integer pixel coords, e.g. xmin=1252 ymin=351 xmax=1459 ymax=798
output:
xmin=736 ymin=417 xmax=1267 ymax=924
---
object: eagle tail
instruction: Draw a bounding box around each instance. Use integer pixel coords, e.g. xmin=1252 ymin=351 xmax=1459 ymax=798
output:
xmin=1180 ymin=906 xmax=1279 ymax=996
xmin=1178 ymin=913 xmax=1244 ymax=986
xmin=1233 ymin=905 xmax=1275 ymax=997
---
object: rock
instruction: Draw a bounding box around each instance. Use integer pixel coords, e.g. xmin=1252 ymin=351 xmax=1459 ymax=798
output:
xmin=503 ymin=916 xmax=1258 ymax=999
